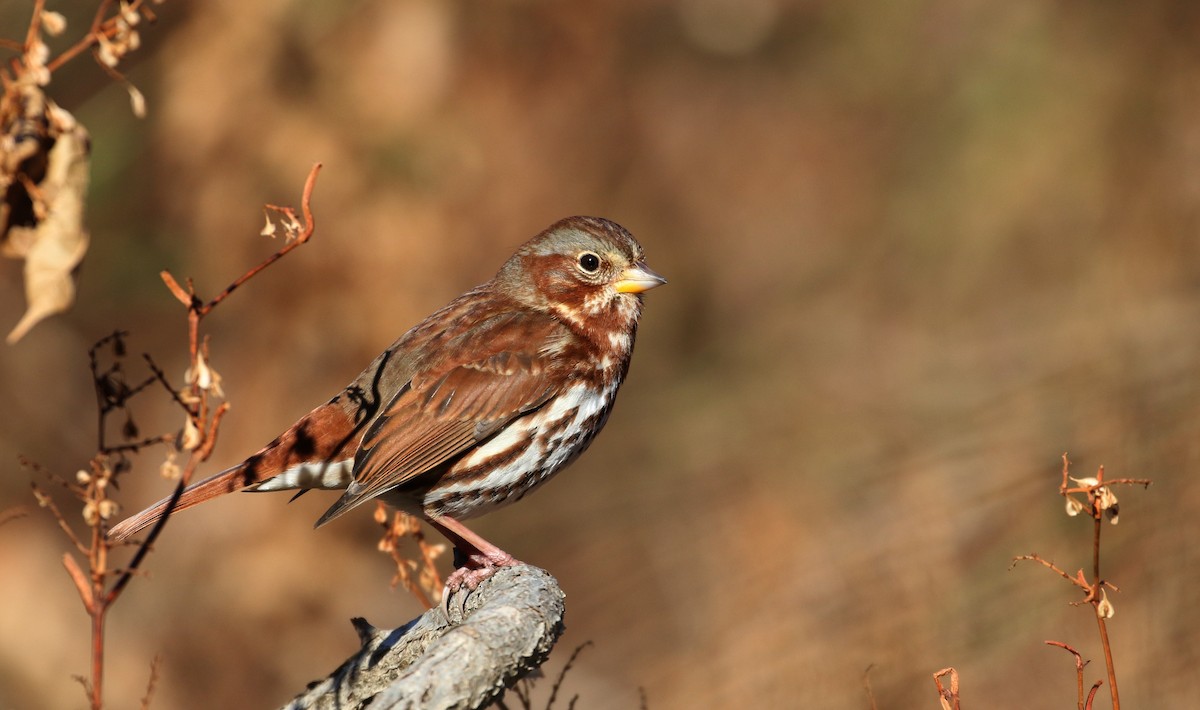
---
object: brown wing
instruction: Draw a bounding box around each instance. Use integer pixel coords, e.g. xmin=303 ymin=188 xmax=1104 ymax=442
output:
xmin=313 ymin=312 xmax=570 ymax=526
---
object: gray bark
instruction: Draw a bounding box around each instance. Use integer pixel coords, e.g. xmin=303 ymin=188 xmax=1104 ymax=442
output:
xmin=280 ymin=564 xmax=565 ymax=710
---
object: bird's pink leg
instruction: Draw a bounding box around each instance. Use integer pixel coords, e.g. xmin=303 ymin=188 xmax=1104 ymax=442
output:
xmin=426 ymin=516 xmax=517 ymax=592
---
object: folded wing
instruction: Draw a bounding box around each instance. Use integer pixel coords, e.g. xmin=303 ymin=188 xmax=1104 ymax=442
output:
xmin=314 ymin=313 xmax=569 ymax=526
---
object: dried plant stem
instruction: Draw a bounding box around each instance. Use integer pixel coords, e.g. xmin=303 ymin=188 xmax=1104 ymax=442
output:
xmin=544 ymin=641 xmax=592 ymax=710
xmin=1091 ymin=512 xmax=1119 ymax=709
xmin=1031 ymin=454 xmax=1149 ymax=710
xmin=90 ymin=595 xmax=106 ymax=710
xmin=139 ymin=655 xmax=162 ymax=710
xmin=45 ymin=0 xmax=153 ymax=73
xmin=23 ymin=0 xmax=46 ymax=51
xmin=159 ymin=163 xmax=322 ymax=366
xmin=0 ymin=506 xmax=29 ymax=528
xmin=95 ymin=166 xmax=316 ymax=703
xmin=1046 ymin=641 xmax=1088 ymax=710
xmin=32 ymin=482 xmax=88 ymax=555
xmin=27 ymin=163 xmax=324 ymax=709
xmin=932 ymin=667 xmax=960 ymax=710
xmin=376 ymin=505 xmax=445 ymax=609
xmin=59 ymin=516 xmax=114 ymax=710
xmin=862 ymin=664 xmax=879 ymax=710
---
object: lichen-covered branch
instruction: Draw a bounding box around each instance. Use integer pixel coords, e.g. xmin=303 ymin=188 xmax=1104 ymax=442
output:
xmin=283 ymin=564 xmax=565 ymax=710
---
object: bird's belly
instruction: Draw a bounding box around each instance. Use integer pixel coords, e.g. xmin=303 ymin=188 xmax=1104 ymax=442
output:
xmin=419 ymin=382 xmax=616 ymax=519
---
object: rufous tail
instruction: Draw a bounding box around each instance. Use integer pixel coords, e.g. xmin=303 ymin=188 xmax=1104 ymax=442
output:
xmin=107 ymin=464 xmax=251 ymax=542
xmin=107 ymin=402 xmax=365 ymax=542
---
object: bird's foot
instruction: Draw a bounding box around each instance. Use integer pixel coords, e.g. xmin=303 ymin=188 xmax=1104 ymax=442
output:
xmin=445 ymin=548 xmax=517 ymax=591
xmin=440 ymin=548 xmax=517 ymax=619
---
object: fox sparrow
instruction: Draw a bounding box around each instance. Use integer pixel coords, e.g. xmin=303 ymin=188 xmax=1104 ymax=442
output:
xmin=108 ymin=216 xmax=665 ymax=588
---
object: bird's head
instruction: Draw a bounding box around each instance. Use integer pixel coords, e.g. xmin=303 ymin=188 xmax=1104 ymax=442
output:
xmin=497 ymin=216 xmax=666 ymax=336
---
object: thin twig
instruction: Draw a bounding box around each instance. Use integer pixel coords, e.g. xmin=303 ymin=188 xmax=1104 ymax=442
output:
xmin=1046 ymin=641 xmax=1087 ymax=710
xmin=1011 ymin=554 xmax=1089 ymax=591
xmin=932 ymin=667 xmax=960 ymax=710
xmin=31 ymin=482 xmax=89 ymax=554
xmin=196 ymin=402 xmax=231 ymax=462
xmin=1094 ymin=610 xmax=1119 ymax=709
xmin=22 ymin=0 xmax=46 ymax=52
xmin=140 ymin=654 xmax=162 ymax=710
xmin=28 ymin=163 xmax=325 ymax=710
xmin=62 ymin=553 xmax=95 ymax=609
xmin=545 ymin=642 xmax=592 ymax=709
xmin=862 ymin=664 xmax=879 ymax=710
xmin=100 ymin=433 xmax=175 ymax=455
xmin=1092 ymin=498 xmax=1119 ymax=709
xmin=44 ymin=0 xmax=150 ymax=73
xmin=158 ymin=271 xmax=193 ymax=307
xmin=141 ymin=354 xmax=197 ymax=415
xmin=0 ymin=506 xmax=29 ymax=528
xmin=201 ymin=162 xmax=323 ymax=311
xmin=104 ymin=479 xmax=184 ymax=602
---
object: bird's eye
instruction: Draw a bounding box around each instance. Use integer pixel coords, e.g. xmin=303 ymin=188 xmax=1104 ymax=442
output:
xmin=578 ymin=252 xmax=601 ymax=273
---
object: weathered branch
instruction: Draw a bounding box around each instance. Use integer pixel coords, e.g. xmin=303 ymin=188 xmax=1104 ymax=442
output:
xmin=282 ymin=563 xmax=565 ymax=710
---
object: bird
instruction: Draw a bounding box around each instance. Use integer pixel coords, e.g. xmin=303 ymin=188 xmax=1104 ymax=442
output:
xmin=108 ymin=216 xmax=665 ymax=589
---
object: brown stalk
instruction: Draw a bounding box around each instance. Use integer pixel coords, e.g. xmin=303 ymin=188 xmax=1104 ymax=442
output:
xmin=544 ymin=641 xmax=592 ymax=709
xmin=29 ymin=165 xmax=323 ymax=709
xmin=1046 ymin=641 xmax=1087 ymax=710
xmin=22 ymin=0 xmax=45 ymax=52
xmin=377 ymin=505 xmax=444 ymax=610
xmin=1020 ymin=454 xmax=1152 ymax=710
xmin=1090 ymin=502 xmax=1118 ymax=709
xmin=139 ymin=655 xmax=162 ymax=710
xmin=1011 ymin=553 xmax=1089 ymax=591
xmin=98 ymin=169 xmax=321 ymax=700
xmin=932 ymin=667 xmax=961 ymax=710
xmin=159 ymin=162 xmax=322 ymax=365
xmin=12 ymin=2 xmax=320 ymax=705
xmin=0 ymin=506 xmax=29 ymax=528
xmin=31 ymin=481 xmax=88 ymax=555
xmin=45 ymin=0 xmax=153 ymax=73
xmin=862 ymin=664 xmax=879 ymax=710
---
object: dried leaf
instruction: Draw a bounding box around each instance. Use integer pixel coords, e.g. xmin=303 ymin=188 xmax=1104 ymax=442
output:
xmin=260 ymin=212 xmax=277 ymax=237
xmin=159 ymin=451 xmax=180 ymax=480
xmin=180 ymin=416 xmax=201 ymax=451
xmin=96 ymin=38 xmax=119 ymax=68
xmin=82 ymin=500 xmax=99 ymax=525
xmin=41 ymin=11 xmax=67 ymax=36
xmin=98 ymin=500 xmax=119 ymax=520
xmin=127 ymin=84 xmax=146 ymax=119
xmin=120 ymin=1 xmax=141 ymax=27
xmin=5 ymin=109 xmax=91 ymax=343
xmin=122 ymin=415 xmax=139 ymax=440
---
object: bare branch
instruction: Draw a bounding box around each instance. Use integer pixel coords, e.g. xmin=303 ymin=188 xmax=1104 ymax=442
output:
xmin=862 ymin=664 xmax=879 ymax=710
xmin=1046 ymin=641 xmax=1087 ymax=710
xmin=932 ymin=667 xmax=960 ymax=710
xmin=62 ymin=553 xmax=95 ymax=611
xmin=203 ymin=163 xmax=323 ymax=312
xmin=140 ymin=654 xmax=162 ymax=710
xmin=283 ymin=564 xmax=565 ymax=710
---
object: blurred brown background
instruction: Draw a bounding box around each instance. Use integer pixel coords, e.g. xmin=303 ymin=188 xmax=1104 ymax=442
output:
xmin=3 ymin=0 xmax=1200 ymax=707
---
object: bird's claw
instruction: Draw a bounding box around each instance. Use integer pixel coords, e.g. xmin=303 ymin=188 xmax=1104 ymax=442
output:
xmin=439 ymin=549 xmax=518 ymax=620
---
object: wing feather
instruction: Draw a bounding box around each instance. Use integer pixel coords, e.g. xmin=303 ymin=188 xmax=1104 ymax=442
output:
xmin=314 ymin=311 xmax=570 ymax=526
